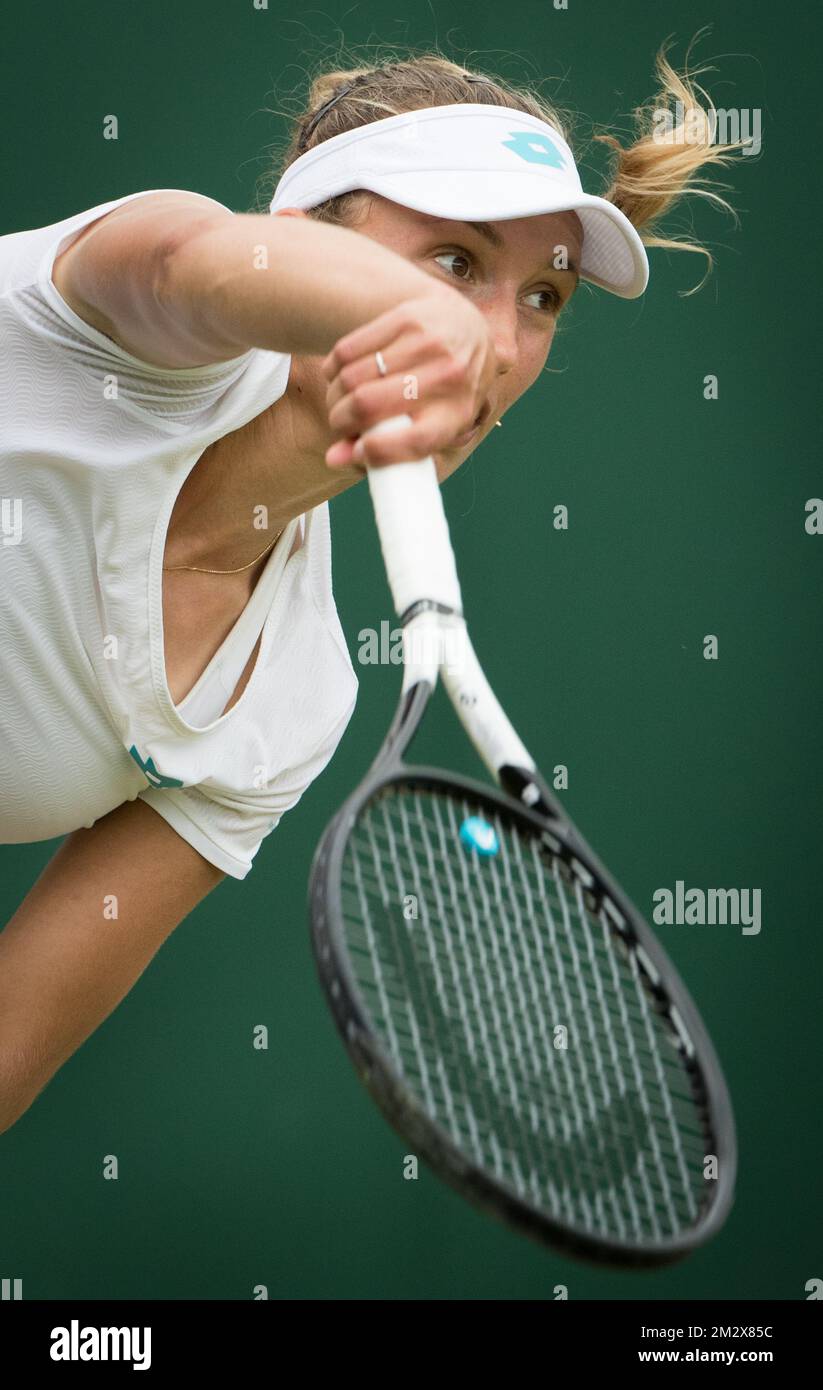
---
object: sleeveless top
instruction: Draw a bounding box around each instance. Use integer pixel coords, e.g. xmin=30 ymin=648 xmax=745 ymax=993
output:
xmin=0 ymin=189 xmax=359 ymax=878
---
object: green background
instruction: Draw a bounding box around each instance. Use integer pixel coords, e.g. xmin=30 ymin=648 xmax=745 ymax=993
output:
xmin=1 ymin=0 xmax=819 ymax=1300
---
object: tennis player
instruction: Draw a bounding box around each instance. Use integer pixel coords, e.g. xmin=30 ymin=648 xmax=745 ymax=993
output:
xmin=0 ymin=51 xmax=742 ymax=1132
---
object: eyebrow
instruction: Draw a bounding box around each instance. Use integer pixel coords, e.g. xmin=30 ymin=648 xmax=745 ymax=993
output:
xmin=442 ymin=219 xmax=580 ymax=281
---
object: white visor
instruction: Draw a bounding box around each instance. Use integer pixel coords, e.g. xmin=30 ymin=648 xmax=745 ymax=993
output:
xmin=269 ymin=103 xmax=649 ymax=299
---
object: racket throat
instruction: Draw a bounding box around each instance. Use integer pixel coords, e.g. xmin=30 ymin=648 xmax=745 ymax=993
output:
xmin=499 ymin=763 xmax=568 ymax=827
xmin=368 ymin=677 xmax=434 ymax=772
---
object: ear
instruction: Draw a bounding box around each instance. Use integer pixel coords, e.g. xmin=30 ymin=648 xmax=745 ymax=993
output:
xmin=271 ymin=206 xmax=310 ymax=219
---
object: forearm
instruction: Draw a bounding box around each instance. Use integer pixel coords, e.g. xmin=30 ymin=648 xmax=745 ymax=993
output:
xmin=159 ymin=211 xmax=450 ymax=358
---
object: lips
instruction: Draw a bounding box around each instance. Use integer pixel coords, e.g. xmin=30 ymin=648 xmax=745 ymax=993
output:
xmin=452 ymin=400 xmax=493 ymax=447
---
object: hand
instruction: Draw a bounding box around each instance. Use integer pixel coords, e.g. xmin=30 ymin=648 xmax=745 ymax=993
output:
xmin=320 ymin=289 xmax=496 ymax=469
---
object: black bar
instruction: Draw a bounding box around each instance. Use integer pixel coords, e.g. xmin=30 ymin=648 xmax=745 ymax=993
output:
xmin=0 ymin=1299 xmax=818 ymax=1374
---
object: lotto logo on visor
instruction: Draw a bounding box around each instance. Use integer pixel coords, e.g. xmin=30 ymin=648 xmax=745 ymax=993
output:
xmin=502 ymin=129 xmax=567 ymax=170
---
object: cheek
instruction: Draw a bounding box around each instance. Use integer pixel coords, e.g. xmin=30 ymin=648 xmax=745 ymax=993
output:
xmin=510 ymin=340 xmax=555 ymax=406
xmin=540 ymin=321 xmax=559 ymax=357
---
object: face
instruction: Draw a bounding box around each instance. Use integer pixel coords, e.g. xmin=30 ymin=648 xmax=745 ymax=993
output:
xmin=275 ymin=194 xmax=583 ymax=481
xmin=349 ymin=193 xmax=583 ymax=476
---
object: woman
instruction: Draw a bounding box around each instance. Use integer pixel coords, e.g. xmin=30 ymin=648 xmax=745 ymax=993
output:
xmin=0 ymin=49 xmax=742 ymax=1131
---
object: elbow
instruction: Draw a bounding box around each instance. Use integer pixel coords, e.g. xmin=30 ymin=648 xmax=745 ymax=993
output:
xmin=0 ymin=1089 xmax=27 ymax=1138
xmin=0 ymin=1047 xmax=48 ymax=1136
xmin=0 ymin=1105 xmax=25 ymax=1137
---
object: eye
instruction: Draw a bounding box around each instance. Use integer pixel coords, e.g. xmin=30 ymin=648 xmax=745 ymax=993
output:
xmin=525 ymin=287 xmax=563 ymax=314
xmin=433 ymin=249 xmax=564 ymax=316
xmin=434 ymin=249 xmax=473 ymax=282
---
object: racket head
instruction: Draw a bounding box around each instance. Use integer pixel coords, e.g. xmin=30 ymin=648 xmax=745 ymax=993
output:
xmin=309 ymin=757 xmax=737 ymax=1269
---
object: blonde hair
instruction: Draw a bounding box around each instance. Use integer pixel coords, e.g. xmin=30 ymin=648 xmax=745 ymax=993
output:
xmin=253 ymin=33 xmax=750 ymax=293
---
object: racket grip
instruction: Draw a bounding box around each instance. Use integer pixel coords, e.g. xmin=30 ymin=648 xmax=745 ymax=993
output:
xmin=364 ymin=415 xmax=463 ymax=620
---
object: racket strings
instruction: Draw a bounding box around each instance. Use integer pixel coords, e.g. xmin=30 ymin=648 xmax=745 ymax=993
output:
xmin=340 ymin=783 xmax=714 ymax=1247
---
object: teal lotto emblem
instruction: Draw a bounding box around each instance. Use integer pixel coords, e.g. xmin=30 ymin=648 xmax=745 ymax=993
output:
xmin=501 ymin=129 xmax=565 ymax=170
xmin=128 ymin=745 xmax=185 ymax=789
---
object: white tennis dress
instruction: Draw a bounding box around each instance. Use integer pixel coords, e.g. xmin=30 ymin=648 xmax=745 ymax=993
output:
xmin=0 ymin=189 xmax=359 ymax=879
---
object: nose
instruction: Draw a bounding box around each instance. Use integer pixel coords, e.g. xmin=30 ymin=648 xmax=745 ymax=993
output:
xmin=480 ymin=296 xmax=519 ymax=375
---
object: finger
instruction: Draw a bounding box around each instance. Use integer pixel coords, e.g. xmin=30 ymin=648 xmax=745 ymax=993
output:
xmin=326 ymin=359 xmax=455 ymax=437
xmin=320 ymin=303 xmax=411 ymax=381
xmin=325 ymin=434 xmax=360 ymax=469
xmin=350 ymin=413 xmax=448 ymax=468
xmin=324 ymin=325 xmax=435 ymax=415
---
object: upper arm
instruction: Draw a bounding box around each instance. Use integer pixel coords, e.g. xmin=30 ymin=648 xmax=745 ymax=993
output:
xmin=51 ymin=190 xmax=241 ymax=369
xmin=0 ymin=798 xmax=225 ymax=1131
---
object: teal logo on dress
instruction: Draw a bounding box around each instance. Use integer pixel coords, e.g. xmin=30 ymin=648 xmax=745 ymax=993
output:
xmin=128 ymin=745 xmax=185 ymax=789
xmin=501 ymin=129 xmax=565 ymax=169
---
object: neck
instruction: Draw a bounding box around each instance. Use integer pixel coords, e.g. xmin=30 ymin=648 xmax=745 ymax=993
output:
xmin=162 ymin=355 xmax=363 ymax=573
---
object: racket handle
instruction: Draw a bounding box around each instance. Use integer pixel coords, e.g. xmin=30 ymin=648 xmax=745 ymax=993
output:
xmin=364 ymin=415 xmax=463 ymax=620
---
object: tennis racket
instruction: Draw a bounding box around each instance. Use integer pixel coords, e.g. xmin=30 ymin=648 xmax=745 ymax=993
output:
xmin=309 ymin=413 xmax=736 ymax=1268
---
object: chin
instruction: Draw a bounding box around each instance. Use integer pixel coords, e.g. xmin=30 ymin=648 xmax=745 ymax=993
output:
xmin=436 ymin=452 xmax=471 ymax=484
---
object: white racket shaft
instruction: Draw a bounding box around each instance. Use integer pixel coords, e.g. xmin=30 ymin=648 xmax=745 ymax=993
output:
xmin=365 ymin=415 xmax=462 ymax=618
xmin=364 ymin=414 xmax=536 ymax=779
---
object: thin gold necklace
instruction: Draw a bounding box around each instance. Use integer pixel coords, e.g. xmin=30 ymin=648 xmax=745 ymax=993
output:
xmin=163 ymin=531 xmax=282 ymax=575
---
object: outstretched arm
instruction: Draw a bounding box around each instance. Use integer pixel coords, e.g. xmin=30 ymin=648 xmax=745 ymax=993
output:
xmin=52 ymin=190 xmax=447 ymax=369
